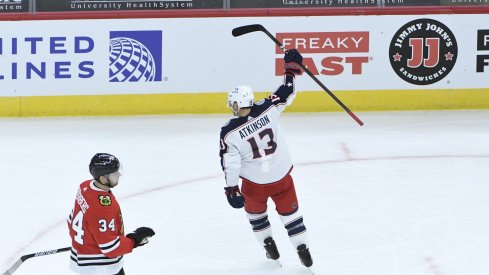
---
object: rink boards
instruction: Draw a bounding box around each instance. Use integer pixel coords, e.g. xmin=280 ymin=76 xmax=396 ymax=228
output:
xmin=0 ymin=11 xmax=488 ymax=116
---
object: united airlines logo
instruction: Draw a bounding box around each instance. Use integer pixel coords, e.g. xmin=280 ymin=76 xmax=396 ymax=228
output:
xmin=389 ymin=18 xmax=457 ymax=85
xmin=109 ymin=30 xmax=162 ymax=82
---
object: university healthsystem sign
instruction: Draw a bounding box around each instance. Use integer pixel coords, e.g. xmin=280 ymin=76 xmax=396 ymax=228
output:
xmin=230 ymin=0 xmax=488 ymax=8
xmin=0 ymin=0 xmax=28 ymax=12
xmin=36 ymin=0 xmax=224 ymax=12
xmin=232 ymin=0 xmax=434 ymax=8
xmin=7 ymin=0 xmax=489 ymax=13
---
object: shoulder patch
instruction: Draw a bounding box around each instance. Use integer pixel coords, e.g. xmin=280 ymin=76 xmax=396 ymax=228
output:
xmin=255 ymin=99 xmax=266 ymax=105
xmin=99 ymin=195 xmax=112 ymax=206
xmin=269 ymin=94 xmax=280 ymax=102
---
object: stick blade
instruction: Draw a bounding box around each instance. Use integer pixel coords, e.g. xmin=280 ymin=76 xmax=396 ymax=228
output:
xmin=232 ymin=24 xmax=263 ymax=37
xmin=3 ymin=258 xmax=23 ymax=275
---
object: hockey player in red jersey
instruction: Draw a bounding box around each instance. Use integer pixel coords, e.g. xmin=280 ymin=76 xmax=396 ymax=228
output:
xmin=67 ymin=153 xmax=155 ymax=275
xmin=219 ymin=49 xmax=313 ymax=268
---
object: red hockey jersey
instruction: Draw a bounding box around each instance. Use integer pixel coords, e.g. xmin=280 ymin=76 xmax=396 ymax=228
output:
xmin=67 ymin=180 xmax=135 ymax=275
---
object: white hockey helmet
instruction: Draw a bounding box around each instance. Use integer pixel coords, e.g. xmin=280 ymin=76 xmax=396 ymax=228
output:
xmin=227 ymin=85 xmax=254 ymax=110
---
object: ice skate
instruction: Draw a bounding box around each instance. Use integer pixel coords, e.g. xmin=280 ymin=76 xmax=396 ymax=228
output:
xmin=263 ymin=237 xmax=282 ymax=267
xmin=263 ymin=237 xmax=280 ymax=260
xmin=297 ymin=244 xmax=313 ymax=267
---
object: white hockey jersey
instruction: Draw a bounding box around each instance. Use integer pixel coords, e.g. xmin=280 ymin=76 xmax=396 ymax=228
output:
xmin=220 ymin=75 xmax=297 ymax=187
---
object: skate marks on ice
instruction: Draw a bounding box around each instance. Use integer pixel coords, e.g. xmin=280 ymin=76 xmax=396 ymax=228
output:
xmin=1 ymin=111 xmax=489 ymax=275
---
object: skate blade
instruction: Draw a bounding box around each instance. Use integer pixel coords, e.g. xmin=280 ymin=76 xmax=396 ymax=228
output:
xmin=273 ymin=259 xmax=282 ymax=268
xmin=306 ymin=266 xmax=315 ymax=274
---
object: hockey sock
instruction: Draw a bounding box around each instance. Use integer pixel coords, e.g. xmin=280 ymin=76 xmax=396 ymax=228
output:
xmin=279 ymin=209 xmax=309 ymax=249
xmin=246 ymin=211 xmax=272 ymax=245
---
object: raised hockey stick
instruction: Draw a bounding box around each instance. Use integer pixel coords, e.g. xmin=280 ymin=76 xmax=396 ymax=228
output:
xmin=232 ymin=24 xmax=364 ymax=126
xmin=2 ymin=247 xmax=70 ymax=275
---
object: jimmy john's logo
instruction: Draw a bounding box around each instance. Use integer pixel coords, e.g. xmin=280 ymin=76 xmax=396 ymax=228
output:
xmin=99 ymin=195 xmax=112 ymax=206
xmin=389 ymin=18 xmax=457 ymax=85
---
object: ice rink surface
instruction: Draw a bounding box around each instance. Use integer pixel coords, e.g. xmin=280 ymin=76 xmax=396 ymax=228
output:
xmin=1 ymin=110 xmax=488 ymax=275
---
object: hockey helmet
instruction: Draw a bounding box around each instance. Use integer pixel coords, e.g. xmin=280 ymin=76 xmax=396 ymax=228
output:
xmin=89 ymin=153 xmax=120 ymax=178
xmin=228 ymin=85 xmax=254 ymax=110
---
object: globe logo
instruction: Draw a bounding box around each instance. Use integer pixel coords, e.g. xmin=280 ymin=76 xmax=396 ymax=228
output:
xmin=109 ymin=37 xmax=156 ymax=82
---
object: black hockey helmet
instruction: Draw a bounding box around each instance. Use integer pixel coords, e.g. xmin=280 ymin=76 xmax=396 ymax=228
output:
xmin=89 ymin=153 xmax=120 ymax=179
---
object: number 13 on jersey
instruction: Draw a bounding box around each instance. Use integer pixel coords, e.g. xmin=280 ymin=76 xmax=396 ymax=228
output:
xmin=247 ymin=128 xmax=277 ymax=159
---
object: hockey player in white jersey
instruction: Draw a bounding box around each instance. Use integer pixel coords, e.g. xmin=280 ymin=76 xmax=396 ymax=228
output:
xmin=219 ymin=49 xmax=313 ymax=268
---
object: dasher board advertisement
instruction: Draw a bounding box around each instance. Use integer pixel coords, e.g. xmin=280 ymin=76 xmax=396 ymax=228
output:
xmin=36 ymin=0 xmax=224 ymax=12
xmin=230 ymin=0 xmax=441 ymax=8
xmin=0 ymin=14 xmax=487 ymax=97
xmin=0 ymin=0 xmax=28 ymax=12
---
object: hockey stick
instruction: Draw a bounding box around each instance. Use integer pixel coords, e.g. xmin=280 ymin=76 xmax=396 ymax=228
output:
xmin=232 ymin=24 xmax=364 ymax=126
xmin=2 ymin=247 xmax=70 ymax=275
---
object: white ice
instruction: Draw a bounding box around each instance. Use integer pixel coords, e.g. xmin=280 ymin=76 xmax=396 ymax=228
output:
xmin=1 ymin=110 xmax=489 ymax=275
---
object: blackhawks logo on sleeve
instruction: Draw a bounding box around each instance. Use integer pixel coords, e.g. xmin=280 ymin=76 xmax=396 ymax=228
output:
xmin=99 ymin=195 xmax=112 ymax=206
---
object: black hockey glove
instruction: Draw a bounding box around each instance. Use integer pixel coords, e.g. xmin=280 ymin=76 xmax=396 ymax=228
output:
xmin=284 ymin=49 xmax=303 ymax=76
xmin=126 ymin=227 xmax=155 ymax=248
xmin=224 ymin=186 xmax=244 ymax=209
